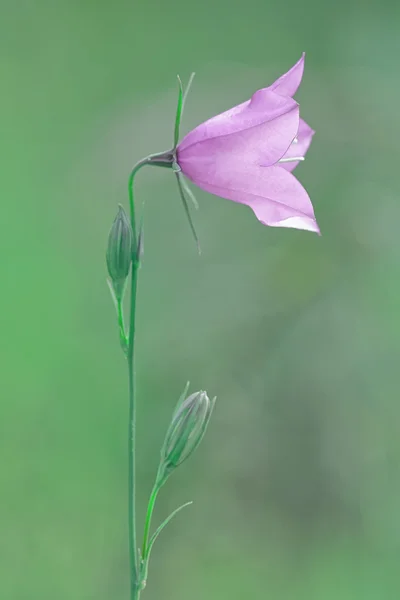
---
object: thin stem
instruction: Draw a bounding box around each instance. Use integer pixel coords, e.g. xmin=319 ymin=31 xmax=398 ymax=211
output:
xmin=142 ymin=484 xmax=160 ymax=560
xmin=128 ymin=265 xmax=139 ymax=600
xmin=127 ymin=160 xmax=146 ymax=600
xmin=126 ymin=152 xmax=173 ymax=600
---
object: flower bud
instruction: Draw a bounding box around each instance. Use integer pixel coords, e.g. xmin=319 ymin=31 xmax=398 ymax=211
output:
xmin=157 ymin=387 xmax=216 ymax=486
xmin=106 ymin=205 xmax=133 ymax=299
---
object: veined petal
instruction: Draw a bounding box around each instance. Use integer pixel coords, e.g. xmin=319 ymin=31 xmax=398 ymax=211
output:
xmin=269 ymin=53 xmax=305 ymax=98
xmin=178 ymin=105 xmax=299 ymax=170
xmin=178 ymin=90 xmax=298 ymax=153
xmin=181 ymin=160 xmax=319 ymax=233
xmin=279 ymin=119 xmax=315 ymax=172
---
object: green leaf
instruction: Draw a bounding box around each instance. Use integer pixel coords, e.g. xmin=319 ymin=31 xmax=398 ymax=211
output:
xmin=182 ymin=72 xmax=195 ymax=115
xmin=175 ymin=172 xmax=201 ymax=254
xmin=174 ymin=73 xmax=195 ymax=148
xmin=180 ymin=174 xmax=199 ymax=210
xmin=145 ymin=501 xmax=193 ymax=560
xmin=174 ymin=76 xmax=184 ymax=148
xmin=107 ymin=278 xmax=118 ymax=312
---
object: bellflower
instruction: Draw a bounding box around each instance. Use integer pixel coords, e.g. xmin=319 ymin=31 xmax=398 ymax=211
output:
xmin=104 ymin=53 xmax=319 ymax=600
xmin=175 ymin=55 xmax=318 ymax=233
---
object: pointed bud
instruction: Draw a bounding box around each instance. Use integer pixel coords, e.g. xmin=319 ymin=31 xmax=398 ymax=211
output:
xmin=106 ymin=205 xmax=133 ymax=299
xmin=157 ymin=388 xmax=216 ymax=486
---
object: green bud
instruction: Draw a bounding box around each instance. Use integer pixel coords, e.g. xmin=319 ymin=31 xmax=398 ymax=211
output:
xmin=106 ymin=205 xmax=133 ymax=299
xmin=157 ymin=387 xmax=216 ymax=486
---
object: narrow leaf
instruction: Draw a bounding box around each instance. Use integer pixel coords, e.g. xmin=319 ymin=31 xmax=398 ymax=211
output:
xmin=175 ymin=172 xmax=201 ymax=254
xmin=107 ymin=278 xmax=118 ymax=312
xmin=145 ymin=501 xmax=193 ymax=560
xmin=182 ymin=72 xmax=195 ymax=114
xmin=180 ymin=174 xmax=199 ymax=210
xmin=174 ymin=76 xmax=184 ymax=148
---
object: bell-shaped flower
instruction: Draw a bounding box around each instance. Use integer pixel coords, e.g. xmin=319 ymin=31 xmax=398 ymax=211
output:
xmin=175 ymin=55 xmax=319 ymax=233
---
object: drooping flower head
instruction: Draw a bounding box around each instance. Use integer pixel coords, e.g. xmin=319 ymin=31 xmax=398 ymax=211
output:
xmin=173 ymin=55 xmax=318 ymax=234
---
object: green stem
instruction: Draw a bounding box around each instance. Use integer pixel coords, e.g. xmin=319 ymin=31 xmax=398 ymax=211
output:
xmin=128 ymin=266 xmax=139 ymax=600
xmin=127 ymin=161 xmax=145 ymax=600
xmin=142 ymin=484 xmax=160 ymax=560
xmin=127 ymin=152 xmax=173 ymax=600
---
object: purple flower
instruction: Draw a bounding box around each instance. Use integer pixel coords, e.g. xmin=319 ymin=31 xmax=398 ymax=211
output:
xmin=175 ymin=55 xmax=319 ymax=234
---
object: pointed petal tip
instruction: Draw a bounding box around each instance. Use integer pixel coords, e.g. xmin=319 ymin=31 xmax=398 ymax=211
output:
xmin=264 ymin=215 xmax=320 ymax=234
xmin=270 ymin=54 xmax=306 ymax=98
xmin=292 ymin=52 xmax=306 ymax=68
xmin=304 ymin=123 xmax=316 ymax=139
xmin=312 ymin=221 xmax=321 ymax=236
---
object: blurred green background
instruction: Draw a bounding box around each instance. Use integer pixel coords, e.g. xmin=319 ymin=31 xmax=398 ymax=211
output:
xmin=2 ymin=0 xmax=400 ymax=598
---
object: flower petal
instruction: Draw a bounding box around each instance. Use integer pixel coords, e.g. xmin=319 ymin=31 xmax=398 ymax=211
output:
xmin=279 ymin=119 xmax=315 ymax=172
xmin=181 ymin=157 xmax=319 ymax=233
xmin=269 ymin=53 xmax=305 ymax=98
xmin=178 ymin=90 xmax=297 ymax=153
xmin=178 ymin=104 xmax=299 ymax=171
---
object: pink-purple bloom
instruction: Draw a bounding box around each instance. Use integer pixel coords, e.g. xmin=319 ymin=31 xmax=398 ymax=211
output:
xmin=176 ymin=55 xmax=319 ymax=234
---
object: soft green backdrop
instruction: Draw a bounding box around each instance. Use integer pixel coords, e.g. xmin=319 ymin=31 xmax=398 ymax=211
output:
xmin=1 ymin=0 xmax=400 ymax=598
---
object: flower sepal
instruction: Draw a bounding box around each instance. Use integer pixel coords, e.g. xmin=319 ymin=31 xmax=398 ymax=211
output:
xmin=147 ymin=150 xmax=175 ymax=169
